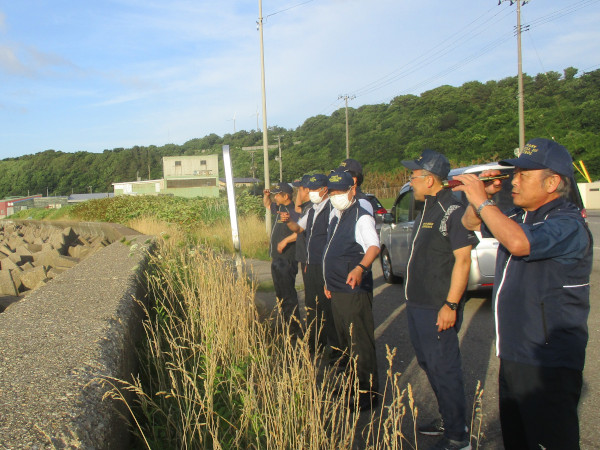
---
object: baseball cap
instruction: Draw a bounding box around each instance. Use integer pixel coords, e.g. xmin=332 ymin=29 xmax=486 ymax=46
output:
xmin=336 ymin=158 xmax=363 ymax=175
xmin=270 ymin=182 xmax=293 ymax=195
xmin=305 ymin=174 xmax=328 ymax=189
xmin=499 ymin=138 xmax=574 ymax=177
xmin=327 ymin=171 xmax=354 ymax=191
xmin=401 ymin=149 xmax=451 ymax=179
xmin=292 ymin=174 xmax=311 ymax=188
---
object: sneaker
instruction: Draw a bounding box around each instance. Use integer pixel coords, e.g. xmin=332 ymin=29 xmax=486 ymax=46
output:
xmin=429 ymin=437 xmax=471 ymax=450
xmin=418 ymin=418 xmax=444 ymax=436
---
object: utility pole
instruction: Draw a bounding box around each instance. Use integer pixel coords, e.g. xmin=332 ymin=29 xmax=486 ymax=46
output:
xmin=516 ymin=0 xmax=526 ymax=154
xmin=339 ymin=94 xmax=355 ymax=159
xmin=500 ymin=0 xmax=528 ymax=154
xmin=276 ymin=135 xmax=283 ymax=182
xmin=258 ymin=0 xmax=271 ymax=235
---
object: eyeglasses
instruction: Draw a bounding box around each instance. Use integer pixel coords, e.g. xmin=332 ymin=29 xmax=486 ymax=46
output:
xmin=409 ymin=175 xmax=428 ymax=181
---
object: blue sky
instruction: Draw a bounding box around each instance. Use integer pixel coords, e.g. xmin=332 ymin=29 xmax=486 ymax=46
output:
xmin=1 ymin=0 xmax=599 ymax=159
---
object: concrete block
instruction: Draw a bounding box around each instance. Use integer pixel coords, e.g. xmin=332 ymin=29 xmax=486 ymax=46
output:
xmin=53 ymin=254 xmax=80 ymax=269
xmin=0 ymin=270 xmax=18 ymax=296
xmin=62 ymin=227 xmax=79 ymax=246
xmin=25 ymin=242 xmax=43 ymax=253
xmin=1 ymin=257 xmax=22 ymax=272
xmin=8 ymin=252 xmax=23 ymax=265
xmin=46 ymin=267 xmax=66 ymax=279
xmin=32 ymin=249 xmax=61 ymax=268
xmin=10 ymin=269 xmax=23 ymax=292
xmin=20 ymin=266 xmax=48 ymax=290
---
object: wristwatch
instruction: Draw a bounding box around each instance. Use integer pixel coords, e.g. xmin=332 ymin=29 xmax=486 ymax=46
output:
xmin=444 ymin=301 xmax=459 ymax=311
xmin=357 ymin=263 xmax=369 ymax=273
xmin=475 ymin=199 xmax=496 ymax=217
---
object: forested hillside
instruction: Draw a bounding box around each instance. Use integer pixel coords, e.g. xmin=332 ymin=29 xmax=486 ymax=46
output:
xmin=1 ymin=67 xmax=598 ymax=199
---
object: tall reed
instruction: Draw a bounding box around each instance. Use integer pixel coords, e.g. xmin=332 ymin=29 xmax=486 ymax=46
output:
xmin=106 ymin=222 xmax=484 ymax=449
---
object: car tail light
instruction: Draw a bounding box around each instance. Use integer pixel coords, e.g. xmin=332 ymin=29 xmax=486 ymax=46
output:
xmin=375 ymin=207 xmax=387 ymax=215
xmin=581 ymin=208 xmax=587 ymax=219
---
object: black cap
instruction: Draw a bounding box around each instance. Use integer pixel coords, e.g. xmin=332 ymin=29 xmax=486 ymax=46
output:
xmin=402 ymin=149 xmax=451 ymax=179
xmin=270 ymin=182 xmax=293 ymax=195
xmin=499 ymin=138 xmax=574 ymax=177
xmin=327 ymin=171 xmax=354 ymax=191
xmin=306 ymin=174 xmax=328 ymax=189
xmin=292 ymin=174 xmax=311 ymax=188
xmin=336 ymin=158 xmax=363 ymax=175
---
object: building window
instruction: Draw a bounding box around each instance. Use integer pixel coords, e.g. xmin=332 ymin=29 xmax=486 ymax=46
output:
xmin=175 ymin=161 xmax=181 ymax=166
xmin=200 ymin=160 xmax=207 ymax=165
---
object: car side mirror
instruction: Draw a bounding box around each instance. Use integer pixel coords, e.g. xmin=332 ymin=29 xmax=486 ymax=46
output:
xmin=383 ymin=213 xmax=394 ymax=224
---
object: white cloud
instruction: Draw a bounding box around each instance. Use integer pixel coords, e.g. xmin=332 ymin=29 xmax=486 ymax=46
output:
xmin=0 ymin=44 xmax=31 ymax=76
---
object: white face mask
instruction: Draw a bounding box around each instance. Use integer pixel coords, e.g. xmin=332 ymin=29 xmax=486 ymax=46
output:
xmin=330 ymin=190 xmax=353 ymax=211
xmin=309 ymin=190 xmax=324 ymax=204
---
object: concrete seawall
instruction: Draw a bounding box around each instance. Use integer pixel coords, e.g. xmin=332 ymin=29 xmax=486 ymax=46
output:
xmin=0 ymin=220 xmax=153 ymax=449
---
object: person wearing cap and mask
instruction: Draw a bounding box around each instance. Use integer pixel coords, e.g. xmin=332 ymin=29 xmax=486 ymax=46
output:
xmin=322 ymin=170 xmax=380 ymax=411
xmin=453 ymin=138 xmax=592 ymax=450
xmin=291 ymin=174 xmax=313 ymax=279
xmin=335 ymin=158 xmax=374 ymax=215
xmin=263 ymin=182 xmax=302 ymax=337
xmin=284 ymin=174 xmax=339 ymax=357
xmin=401 ymin=149 xmax=478 ymax=450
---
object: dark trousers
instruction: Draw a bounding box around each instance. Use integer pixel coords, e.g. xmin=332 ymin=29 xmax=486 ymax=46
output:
xmin=304 ymin=263 xmax=339 ymax=353
xmin=271 ymin=257 xmax=301 ymax=336
xmin=499 ymin=358 xmax=582 ymax=450
xmin=330 ymin=290 xmax=379 ymax=393
xmin=406 ymin=304 xmax=467 ymax=442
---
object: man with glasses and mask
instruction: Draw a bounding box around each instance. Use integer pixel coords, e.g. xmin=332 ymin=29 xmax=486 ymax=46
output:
xmin=322 ymin=170 xmax=380 ymax=411
xmin=453 ymin=138 xmax=592 ymax=449
xmin=402 ymin=149 xmax=477 ymax=450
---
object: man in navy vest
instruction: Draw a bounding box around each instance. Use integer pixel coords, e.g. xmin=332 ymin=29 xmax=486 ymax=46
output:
xmin=263 ymin=182 xmax=302 ymax=337
xmin=454 ymin=138 xmax=593 ymax=449
xmin=284 ymin=174 xmax=339 ymax=357
xmin=323 ymin=170 xmax=380 ymax=411
xmin=402 ymin=150 xmax=477 ymax=450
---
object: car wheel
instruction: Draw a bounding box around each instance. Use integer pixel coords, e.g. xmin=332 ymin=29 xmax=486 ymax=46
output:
xmin=381 ymin=248 xmax=401 ymax=284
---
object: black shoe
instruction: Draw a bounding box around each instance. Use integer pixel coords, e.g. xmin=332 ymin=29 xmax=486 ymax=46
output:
xmin=428 ymin=436 xmax=471 ymax=450
xmin=418 ymin=418 xmax=444 ymax=436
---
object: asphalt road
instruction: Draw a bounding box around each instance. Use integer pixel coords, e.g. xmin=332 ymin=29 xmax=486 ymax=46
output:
xmin=253 ymin=210 xmax=600 ymax=449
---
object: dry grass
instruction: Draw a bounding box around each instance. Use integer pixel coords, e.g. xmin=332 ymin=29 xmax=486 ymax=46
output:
xmin=127 ymin=215 xmax=269 ymax=260
xmin=111 ymin=217 xmax=486 ymax=449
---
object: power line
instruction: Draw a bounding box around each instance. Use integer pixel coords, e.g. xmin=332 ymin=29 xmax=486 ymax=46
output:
xmin=352 ymin=0 xmax=599 ymax=102
xmin=353 ymin=6 xmax=514 ymax=98
xmin=265 ymin=0 xmax=316 ymax=20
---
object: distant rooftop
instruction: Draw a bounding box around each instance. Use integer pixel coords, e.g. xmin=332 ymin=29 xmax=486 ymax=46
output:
xmin=68 ymin=193 xmax=114 ymax=203
xmin=218 ymin=177 xmax=260 ymax=184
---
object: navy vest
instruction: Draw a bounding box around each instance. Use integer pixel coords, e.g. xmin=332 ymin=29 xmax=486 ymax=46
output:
xmin=305 ymin=201 xmax=331 ymax=265
xmin=323 ymin=201 xmax=374 ymax=293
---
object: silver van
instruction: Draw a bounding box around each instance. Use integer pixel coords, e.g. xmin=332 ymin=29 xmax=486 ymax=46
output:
xmin=379 ymin=162 xmax=515 ymax=292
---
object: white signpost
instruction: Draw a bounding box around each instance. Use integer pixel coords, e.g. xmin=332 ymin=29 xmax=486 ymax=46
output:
xmin=222 ymin=145 xmax=243 ymax=275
